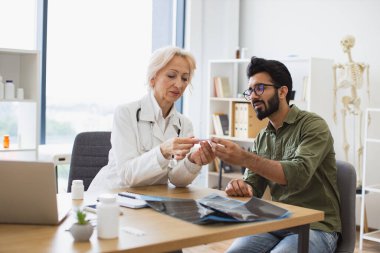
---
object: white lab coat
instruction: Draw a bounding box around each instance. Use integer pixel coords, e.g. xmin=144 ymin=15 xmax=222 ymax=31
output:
xmin=88 ymin=93 xmax=201 ymax=193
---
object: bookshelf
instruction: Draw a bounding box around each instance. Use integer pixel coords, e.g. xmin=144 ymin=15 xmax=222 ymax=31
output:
xmin=359 ymin=108 xmax=380 ymax=250
xmin=0 ymin=48 xmax=40 ymax=158
xmin=207 ymin=57 xmax=334 ymax=189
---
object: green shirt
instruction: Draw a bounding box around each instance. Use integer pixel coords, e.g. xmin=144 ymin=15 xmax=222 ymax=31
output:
xmin=244 ymin=105 xmax=341 ymax=233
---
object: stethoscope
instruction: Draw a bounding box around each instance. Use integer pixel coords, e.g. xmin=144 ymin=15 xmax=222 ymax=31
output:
xmin=136 ymin=108 xmax=181 ymax=152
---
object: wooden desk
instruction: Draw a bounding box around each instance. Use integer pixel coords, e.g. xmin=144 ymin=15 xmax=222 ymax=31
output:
xmin=0 ymin=185 xmax=323 ymax=253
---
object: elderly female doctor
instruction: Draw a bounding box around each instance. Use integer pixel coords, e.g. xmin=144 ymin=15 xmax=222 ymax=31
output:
xmin=88 ymin=46 xmax=214 ymax=192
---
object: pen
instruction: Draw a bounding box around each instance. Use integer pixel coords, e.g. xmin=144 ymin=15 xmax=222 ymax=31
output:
xmin=118 ymin=192 xmax=142 ymax=199
xmin=118 ymin=193 xmax=136 ymax=199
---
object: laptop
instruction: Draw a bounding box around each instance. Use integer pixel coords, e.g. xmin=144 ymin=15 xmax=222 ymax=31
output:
xmin=0 ymin=160 xmax=71 ymax=225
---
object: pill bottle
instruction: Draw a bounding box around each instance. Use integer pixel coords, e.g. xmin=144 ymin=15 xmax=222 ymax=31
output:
xmin=241 ymin=47 xmax=248 ymax=59
xmin=235 ymin=47 xmax=240 ymax=59
xmin=17 ymin=88 xmax=24 ymax=100
xmin=4 ymin=80 xmax=15 ymax=100
xmin=97 ymin=194 xmax=119 ymax=239
xmin=71 ymin=180 xmax=84 ymax=200
xmin=3 ymin=135 xmax=10 ymax=149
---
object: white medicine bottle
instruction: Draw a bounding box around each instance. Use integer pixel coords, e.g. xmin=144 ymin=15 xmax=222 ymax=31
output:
xmin=97 ymin=194 xmax=119 ymax=239
xmin=4 ymin=80 xmax=15 ymax=100
xmin=71 ymin=180 xmax=84 ymax=200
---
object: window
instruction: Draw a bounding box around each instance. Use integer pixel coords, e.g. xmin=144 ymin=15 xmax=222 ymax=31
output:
xmin=45 ymin=0 xmax=153 ymax=144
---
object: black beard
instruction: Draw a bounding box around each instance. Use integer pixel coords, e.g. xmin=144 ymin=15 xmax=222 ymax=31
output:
xmin=252 ymin=92 xmax=280 ymax=120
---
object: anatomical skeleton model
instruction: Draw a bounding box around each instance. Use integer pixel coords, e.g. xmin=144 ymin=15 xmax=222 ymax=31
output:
xmin=333 ymin=35 xmax=370 ymax=188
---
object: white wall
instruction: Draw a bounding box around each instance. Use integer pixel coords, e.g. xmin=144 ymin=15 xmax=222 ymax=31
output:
xmin=186 ymin=0 xmax=380 ymax=229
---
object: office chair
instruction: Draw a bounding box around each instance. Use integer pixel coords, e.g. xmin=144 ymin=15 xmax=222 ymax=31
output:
xmin=67 ymin=131 xmax=111 ymax=192
xmin=335 ymin=160 xmax=357 ymax=253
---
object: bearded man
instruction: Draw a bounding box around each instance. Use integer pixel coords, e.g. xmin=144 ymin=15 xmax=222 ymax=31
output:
xmin=211 ymin=57 xmax=341 ymax=253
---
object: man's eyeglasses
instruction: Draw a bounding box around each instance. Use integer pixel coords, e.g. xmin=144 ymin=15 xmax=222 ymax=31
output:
xmin=242 ymin=83 xmax=281 ymax=100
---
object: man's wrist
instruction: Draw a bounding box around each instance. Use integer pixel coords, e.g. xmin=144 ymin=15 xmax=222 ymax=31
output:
xmin=243 ymin=151 xmax=254 ymax=169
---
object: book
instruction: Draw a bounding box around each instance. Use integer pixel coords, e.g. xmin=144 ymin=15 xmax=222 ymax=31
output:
xmin=219 ymin=114 xmax=229 ymax=136
xmin=233 ymin=103 xmax=268 ymax=138
xmin=214 ymin=76 xmax=231 ymax=98
xmin=213 ymin=77 xmax=222 ymax=97
xmin=212 ymin=113 xmax=224 ymax=136
xmin=117 ymin=192 xmax=148 ymax=208
xmin=233 ymin=103 xmax=242 ymax=137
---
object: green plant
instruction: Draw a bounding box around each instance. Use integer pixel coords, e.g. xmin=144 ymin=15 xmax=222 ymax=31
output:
xmin=76 ymin=210 xmax=89 ymax=225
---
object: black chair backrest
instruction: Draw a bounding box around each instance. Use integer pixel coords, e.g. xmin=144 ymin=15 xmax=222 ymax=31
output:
xmin=335 ymin=160 xmax=356 ymax=253
xmin=67 ymin=131 xmax=111 ymax=192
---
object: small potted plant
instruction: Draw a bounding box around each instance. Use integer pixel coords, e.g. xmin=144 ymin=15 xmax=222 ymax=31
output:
xmin=69 ymin=209 xmax=94 ymax=242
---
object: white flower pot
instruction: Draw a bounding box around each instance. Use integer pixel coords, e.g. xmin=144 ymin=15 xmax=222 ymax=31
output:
xmin=69 ymin=223 xmax=94 ymax=242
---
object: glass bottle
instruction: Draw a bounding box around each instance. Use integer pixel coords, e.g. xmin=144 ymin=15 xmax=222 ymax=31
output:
xmin=235 ymin=47 xmax=240 ymax=59
xmin=3 ymin=135 xmax=10 ymax=149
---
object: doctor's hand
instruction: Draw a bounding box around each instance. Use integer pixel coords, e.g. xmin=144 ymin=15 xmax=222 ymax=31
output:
xmin=188 ymin=141 xmax=215 ymax=166
xmin=225 ymin=179 xmax=253 ymax=197
xmin=160 ymin=137 xmax=199 ymax=160
xmin=210 ymin=137 xmax=249 ymax=167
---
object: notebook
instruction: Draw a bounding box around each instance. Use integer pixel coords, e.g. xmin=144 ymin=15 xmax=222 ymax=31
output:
xmin=117 ymin=192 xmax=148 ymax=208
xmin=0 ymin=160 xmax=71 ymax=225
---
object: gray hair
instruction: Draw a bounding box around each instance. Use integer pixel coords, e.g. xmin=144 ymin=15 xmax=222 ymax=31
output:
xmin=146 ymin=46 xmax=196 ymax=87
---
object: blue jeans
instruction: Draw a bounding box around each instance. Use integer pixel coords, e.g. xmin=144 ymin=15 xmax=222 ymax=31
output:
xmin=226 ymin=229 xmax=338 ymax=253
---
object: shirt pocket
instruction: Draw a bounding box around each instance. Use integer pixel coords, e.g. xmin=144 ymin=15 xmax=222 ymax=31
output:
xmin=282 ymin=147 xmax=296 ymax=160
xmin=256 ymin=150 xmax=271 ymax=159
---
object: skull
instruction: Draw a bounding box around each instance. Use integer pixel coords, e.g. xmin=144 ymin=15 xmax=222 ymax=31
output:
xmin=340 ymin=35 xmax=355 ymax=53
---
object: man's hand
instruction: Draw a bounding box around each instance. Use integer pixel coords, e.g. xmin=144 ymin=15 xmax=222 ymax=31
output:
xmin=210 ymin=137 xmax=249 ymax=167
xmin=225 ymin=179 xmax=253 ymax=197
